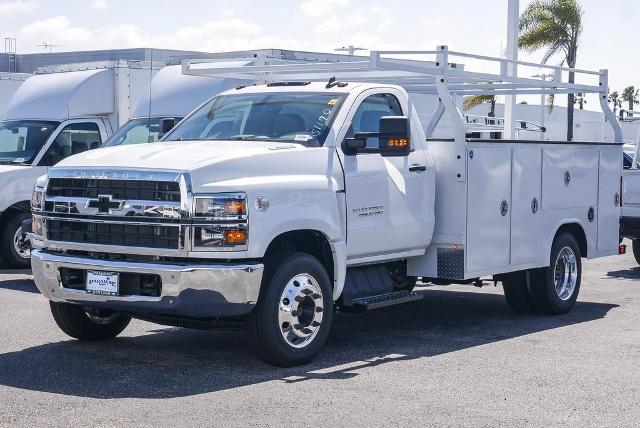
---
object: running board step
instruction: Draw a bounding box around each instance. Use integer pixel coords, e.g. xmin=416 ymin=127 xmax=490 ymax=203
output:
xmin=341 ymin=291 xmax=423 ymax=313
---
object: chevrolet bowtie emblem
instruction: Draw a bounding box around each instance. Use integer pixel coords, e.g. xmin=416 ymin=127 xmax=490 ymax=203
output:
xmin=87 ymin=195 xmax=122 ymax=214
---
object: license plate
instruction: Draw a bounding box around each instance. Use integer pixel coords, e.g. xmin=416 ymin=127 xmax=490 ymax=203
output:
xmin=86 ymin=271 xmax=119 ymax=296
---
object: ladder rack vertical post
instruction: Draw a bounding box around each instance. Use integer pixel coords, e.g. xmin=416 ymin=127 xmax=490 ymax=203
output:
xmin=504 ymin=0 xmax=520 ymax=139
xmin=599 ymin=69 xmax=623 ymax=143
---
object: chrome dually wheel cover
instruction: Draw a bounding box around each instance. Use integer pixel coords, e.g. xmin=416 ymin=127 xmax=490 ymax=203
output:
xmin=278 ymin=273 xmax=324 ymax=349
xmin=13 ymin=227 xmax=30 ymax=260
xmin=554 ymin=246 xmax=578 ymax=301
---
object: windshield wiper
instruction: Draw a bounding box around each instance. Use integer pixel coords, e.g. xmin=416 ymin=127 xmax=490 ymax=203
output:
xmin=229 ymin=134 xmax=272 ymax=141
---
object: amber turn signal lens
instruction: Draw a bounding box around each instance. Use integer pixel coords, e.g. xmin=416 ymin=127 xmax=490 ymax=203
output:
xmin=388 ymin=138 xmax=409 ymax=147
xmin=225 ymin=200 xmax=246 ymax=215
xmin=224 ymin=229 xmax=248 ymax=245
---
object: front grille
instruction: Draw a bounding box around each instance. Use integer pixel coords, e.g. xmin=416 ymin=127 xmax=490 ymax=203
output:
xmin=47 ymin=219 xmax=180 ymax=249
xmin=47 ymin=178 xmax=181 ymax=202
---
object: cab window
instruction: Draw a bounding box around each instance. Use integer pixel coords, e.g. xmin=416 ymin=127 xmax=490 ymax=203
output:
xmin=351 ymin=93 xmax=403 ymax=148
xmin=39 ymin=122 xmax=102 ymax=166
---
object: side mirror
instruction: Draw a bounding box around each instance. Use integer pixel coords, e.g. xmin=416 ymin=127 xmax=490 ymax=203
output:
xmin=378 ymin=116 xmax=410 ymax=157
xmin=158 ymin=118 xmax=176 ymax=139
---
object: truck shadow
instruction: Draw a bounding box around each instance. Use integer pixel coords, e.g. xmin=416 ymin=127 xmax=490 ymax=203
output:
xmin=0 ymin=288 xmax=617 ymax=399
xmin=606 ymin=267 xmax=640 ymax=279
xmin=0 ymin=277 xmax=39 ymax=294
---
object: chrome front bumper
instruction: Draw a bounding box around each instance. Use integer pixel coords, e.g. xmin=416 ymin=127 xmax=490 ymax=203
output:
xmin=31 ymin=250 xmax=264 ymax=318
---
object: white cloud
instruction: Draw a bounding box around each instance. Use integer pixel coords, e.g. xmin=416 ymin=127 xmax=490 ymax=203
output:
xmin=89 ymin=0 xmax=108 ymax=10
xmin=300 ymin=0 xmax=349 ymax=17
xmin=20 ymin=16 xmax=92 ymax=49
xmin=0 ymin=1 xmax=36 ymax=14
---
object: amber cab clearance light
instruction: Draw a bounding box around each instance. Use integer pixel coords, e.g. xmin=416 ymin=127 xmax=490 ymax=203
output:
xmin=388 ymin=138 xmax=410 ymax=148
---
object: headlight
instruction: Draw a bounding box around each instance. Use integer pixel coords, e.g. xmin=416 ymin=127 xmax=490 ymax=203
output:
xmin=31 ymin=187 xmax=43 ymax=212
xmin=193 ymin=193 xmax=247 ymax=219
xmin=192 ymin=193 xmax=248 ymax=250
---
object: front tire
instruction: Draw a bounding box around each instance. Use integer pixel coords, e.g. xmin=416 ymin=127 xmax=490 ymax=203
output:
xmin=50 ymin=302 xmax=131 ymax=340
xmin=246 ymin=252 xmax=333 ymax=367
xmin=529 ymin=232 xmax=582 ymax=314
xmin=632 ymin=239 xmax=640 ymax=265
xmin=1 ymin=211 xmax=31 ymax=269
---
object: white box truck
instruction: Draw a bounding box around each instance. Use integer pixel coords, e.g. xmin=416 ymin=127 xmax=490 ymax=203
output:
xmin=0 ymin=60 xmax=160 ymax=267
xmin=103 ymin=63 xmax=247 ymax=147
xmin=0 ymin=72 xmax=30 ymax=117
xmin=29 ymin=47 xmax=623 ymax=366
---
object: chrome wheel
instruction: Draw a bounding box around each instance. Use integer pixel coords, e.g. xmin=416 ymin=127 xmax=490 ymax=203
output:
xmin=553 ymin=246 xmax=578 ymax=301
xmin=278 ymin=273 xmax=324 ymax=349
xmin=12 ymin=227 xmax=30 ymax=260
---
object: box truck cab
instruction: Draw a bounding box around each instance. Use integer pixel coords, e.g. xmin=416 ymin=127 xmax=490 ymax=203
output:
xmin=29 ymin=47 xmax=623 ymax=366
xmin=104 ymin=64 xmax=247 ymax=147
xmin=0 ymin=61 xmax=159 ymax=267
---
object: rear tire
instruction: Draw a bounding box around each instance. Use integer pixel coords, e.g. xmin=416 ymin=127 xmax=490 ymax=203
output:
xmin=632 ymin=239 xmax=640 ymax=265
xmin=0 ymin=211 xmax=31 ymax=269
xmin=529 ymin=232 xmax=582 ymax=314
xmin=502 ymin=270 xmax=535 ymax=312
xmin=50 ymin=302 xmax=131 ymax=340
xmin=246 ymin=252 xmax=333 ymax=367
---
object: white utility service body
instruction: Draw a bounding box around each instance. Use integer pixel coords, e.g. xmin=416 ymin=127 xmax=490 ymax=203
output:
xmin=0 ymin=60 xmax=160 ymax=267
xmin=0 ymin=72 xmax=30 ymax=117
xmin=29 ymin=47 xmax=623 ymax=366
xmin=620 ymin=118 xmax=640 ymax=260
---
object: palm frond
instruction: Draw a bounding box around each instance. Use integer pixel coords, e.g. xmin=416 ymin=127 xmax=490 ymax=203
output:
xmin=463 ymin=95 xmax=495 ymax=111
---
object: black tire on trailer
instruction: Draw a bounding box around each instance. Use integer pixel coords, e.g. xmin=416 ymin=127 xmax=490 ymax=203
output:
xmin=529 ymin=232 xmax=582 ymax=315
xmin=50 ymin=302 xmax=131 ymax=340
xmin=502 ymin=270 xmax=535 ymax=312
xmin=246 ymin=252 xmax=333 ymax=367
xmin=632 ymin=239 xmax=640 ymax=265
xmin=0 ymin=210 xmax=31 ymax=269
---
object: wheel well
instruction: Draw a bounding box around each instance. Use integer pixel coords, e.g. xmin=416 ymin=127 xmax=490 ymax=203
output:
xmin=555 ymin=223 xmax=588 ymax=258
xmin=264 ymin=230 xmax=334 ymax=285
xmin=0 ymin=201 xmax=30 ymax=227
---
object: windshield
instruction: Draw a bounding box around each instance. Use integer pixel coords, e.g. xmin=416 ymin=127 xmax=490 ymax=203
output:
xmin=164 ymin=92 xmax=345 ymax=146
xmin=104 ymin=117 xmax=182 ymax=147
xmin=0 ymin=120 xmax=59 ymax=164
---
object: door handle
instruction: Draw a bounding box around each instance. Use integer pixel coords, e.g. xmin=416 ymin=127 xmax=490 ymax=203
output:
xmin=409 ymin=164 xmax=427 ymax=173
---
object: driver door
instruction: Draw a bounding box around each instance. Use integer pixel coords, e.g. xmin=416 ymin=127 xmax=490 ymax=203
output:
xmin=338 ymin=89 xmax=430 ymax=260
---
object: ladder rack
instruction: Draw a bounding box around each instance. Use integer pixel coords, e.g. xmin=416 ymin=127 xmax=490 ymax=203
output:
xmin=181 ymin=45 xmax=623 ymax=172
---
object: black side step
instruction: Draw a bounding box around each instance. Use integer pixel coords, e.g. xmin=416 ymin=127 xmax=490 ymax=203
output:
xmin=341 ymin=291 xmax=423 ymax=313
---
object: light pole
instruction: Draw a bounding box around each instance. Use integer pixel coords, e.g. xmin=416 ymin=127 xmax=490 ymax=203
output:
xmin=504 ymin=0 xmax=519 ymax=139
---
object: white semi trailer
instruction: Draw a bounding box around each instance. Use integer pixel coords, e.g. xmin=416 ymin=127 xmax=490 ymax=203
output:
xmin=0 ymin=60 xmax=160 ymax=267
xmin=29 ymin=47 xmax=624 ymax=366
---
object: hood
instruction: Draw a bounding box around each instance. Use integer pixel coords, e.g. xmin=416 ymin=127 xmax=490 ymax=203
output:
xmin=0 ymin=164 xmax=44 ymax=212
xmin=53 ymin=140 xmax=306 ymax=171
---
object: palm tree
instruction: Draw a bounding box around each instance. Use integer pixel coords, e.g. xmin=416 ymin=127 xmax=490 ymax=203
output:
xmin=621 ymin=86 xmax=639 ymax=115
xmin=609 ymin=90 xmax=622 ymax=115
xmin=519 ymin=0 xmax=584 ymax=141
xmin=463 ymin=94 xmax=497 ymax=117
xmin=574 ymin=93 xmax=586 ymax=109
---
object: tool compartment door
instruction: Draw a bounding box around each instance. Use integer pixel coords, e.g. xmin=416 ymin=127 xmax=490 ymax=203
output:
xmin=598 ymin=146 xmax=623 ymax=252
xmin=466 ymin=147 xmax=512 ymax=273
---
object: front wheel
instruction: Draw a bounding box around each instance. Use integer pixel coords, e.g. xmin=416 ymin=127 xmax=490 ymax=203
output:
xmin=246 ymin=252 xmax=333 ymax=367
xmin=529 ymin=233 xmax=582 ymax=314
xmin=632 ymin=239 xmax=640 ymax=265
xmin=0 ymin=211 xmax=31 ymax=269
xmin=50 ymin=302 xmax=131 ymax=340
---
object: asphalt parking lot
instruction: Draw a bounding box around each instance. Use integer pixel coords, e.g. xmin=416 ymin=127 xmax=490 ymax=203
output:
xmin=1 ymin=247 xmax=639 ymax=427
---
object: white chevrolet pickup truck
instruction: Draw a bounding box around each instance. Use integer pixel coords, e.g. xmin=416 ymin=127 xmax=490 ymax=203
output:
xmin=29 ymin=48 xmax=624 ymax=366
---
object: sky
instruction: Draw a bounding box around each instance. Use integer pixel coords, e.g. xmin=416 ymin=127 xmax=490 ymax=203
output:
xmin=0 ymin=0 xmax=636 ymax=109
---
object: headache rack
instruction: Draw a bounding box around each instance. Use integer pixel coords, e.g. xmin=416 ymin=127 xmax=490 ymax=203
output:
xmin=182 ymin=45 xmax=622 ymax=181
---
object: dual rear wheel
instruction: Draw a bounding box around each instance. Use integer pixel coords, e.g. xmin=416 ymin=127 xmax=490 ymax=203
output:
xmin=503 ymin=232 xmax=581 ymax=314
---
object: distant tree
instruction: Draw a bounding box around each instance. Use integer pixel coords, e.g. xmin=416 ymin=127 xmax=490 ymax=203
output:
xmin=574 ymin=93 xmax=586 ymax=109
xmin=608 ymin=90 xmax=622 ymax=115
xmin=519 ymin=0 xmax=584 ymax=141
xmin=621 ymin=86 xmax=640 ymax=113
xmin=463 ymin=94 xmax=496 ymax=117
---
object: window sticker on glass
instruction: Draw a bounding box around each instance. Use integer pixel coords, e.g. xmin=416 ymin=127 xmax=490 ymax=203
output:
xmin=328 ymin=98 xmax=339 ymax=106
xmin=294 ymin=134 xmax=313 ymax=142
